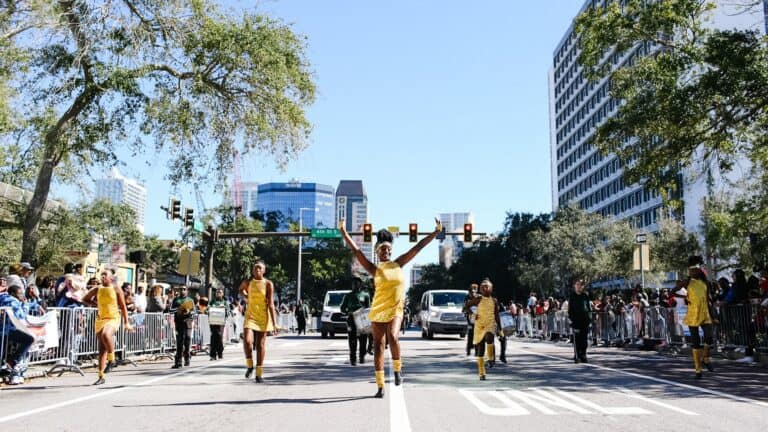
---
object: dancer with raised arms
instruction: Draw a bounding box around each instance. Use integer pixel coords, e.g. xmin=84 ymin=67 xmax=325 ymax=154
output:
xmin=340 ymin=218 xmax=441 ymax=398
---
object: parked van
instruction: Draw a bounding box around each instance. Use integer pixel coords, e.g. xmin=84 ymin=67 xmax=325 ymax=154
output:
xmin=320 ymin=290 xmax=350 ymax=338
xmin=417 ymin=290 xmax=468 ymax=339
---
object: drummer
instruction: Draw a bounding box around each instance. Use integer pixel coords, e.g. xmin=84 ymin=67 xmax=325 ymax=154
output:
xmin=340 ymin=275 xmax=372 ymax=366
xmin=340 ymin=218 xmax=441 ymax=398
xmin=208 ymin=288 xmax=229 ymax=360
xmin=465 ymin=278 xmax=501 ymax=380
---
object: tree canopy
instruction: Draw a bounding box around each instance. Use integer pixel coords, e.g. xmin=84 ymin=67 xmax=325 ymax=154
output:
xmin=0 ymin=1 xmax=316 ymax=262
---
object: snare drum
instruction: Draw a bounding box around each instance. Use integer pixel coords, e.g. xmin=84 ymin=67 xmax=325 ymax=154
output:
xmin=352 ymin=307 xmax=372 ymax=334
xmin=208 ymin=307 xmax=226 ymax=326
xmin=500 ymin=312 xmax=515 ymax=336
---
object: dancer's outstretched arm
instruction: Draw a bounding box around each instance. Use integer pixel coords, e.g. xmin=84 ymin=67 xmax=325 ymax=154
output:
xmin=339 ymin=220 xmax=376 ymax=275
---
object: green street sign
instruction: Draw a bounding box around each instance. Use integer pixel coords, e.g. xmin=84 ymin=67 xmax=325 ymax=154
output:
xmin=193 ymin=220 xmax=204 ymax=233
xmin=310 ymin=228 xmax=341 ymax=239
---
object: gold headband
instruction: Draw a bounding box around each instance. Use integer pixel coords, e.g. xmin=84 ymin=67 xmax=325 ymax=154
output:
xmin=376 ymin=241 xmax=392 ymax=252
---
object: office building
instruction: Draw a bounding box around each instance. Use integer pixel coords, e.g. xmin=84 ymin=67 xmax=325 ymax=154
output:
xmin=95 ymin=168 xmax=147 ymax=233
xmin=438 ymin=212 xmax=474 ymax=269
xmin=237 ymin=182 xmax=259 ymax=217
xmin=336 ymin=180 xmax=373 ymax=264
xmin=256 ymin=180 xmax=335 ymax=230
xmin=549 ymin=0 xmax=763 ymax=233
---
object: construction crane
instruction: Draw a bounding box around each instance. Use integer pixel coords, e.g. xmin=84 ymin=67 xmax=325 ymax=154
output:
xmin=193 ymin=182 xmax=206 ymax=216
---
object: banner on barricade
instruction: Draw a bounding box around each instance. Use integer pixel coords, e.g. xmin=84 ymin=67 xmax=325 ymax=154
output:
xmin=22 ymin=311 xmax=60 ymax=352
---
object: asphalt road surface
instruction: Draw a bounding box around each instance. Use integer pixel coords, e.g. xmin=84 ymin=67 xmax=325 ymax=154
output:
xmin=1 ymin=331 xmax=766 ymax=432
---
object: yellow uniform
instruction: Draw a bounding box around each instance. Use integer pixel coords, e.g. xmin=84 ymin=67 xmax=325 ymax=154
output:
xmin=245 ymin=279 xmax=273 ymax=332
xmin=368 ymin=261 xmax=404 ymax=323
xmin=473 ymin=296 xmax=497 ymax=345
xmin=95 ymin=285 xmax=121 ymax=333
xmin=684 ymin=279 xmax=712 ymax=327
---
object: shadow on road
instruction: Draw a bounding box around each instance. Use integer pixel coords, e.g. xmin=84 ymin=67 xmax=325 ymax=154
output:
xmin=113 ymin=395 xmax=373 ymax=408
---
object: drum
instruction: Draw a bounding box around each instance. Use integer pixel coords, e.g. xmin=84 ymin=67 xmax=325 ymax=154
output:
xmin=352 ymin=307 xmax=372 ymax=334
xmin=469 ymin=306 xmax=477 ymax=325
xmin=208 ymin=307 xmax=226 ymax=326
xmin=500 ymin=312 xmax=516 ymax=336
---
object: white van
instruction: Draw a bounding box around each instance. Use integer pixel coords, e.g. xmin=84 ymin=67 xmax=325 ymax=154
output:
xmin=417 ymin=290 xmax=468 ymax=339
xmin=320 ymin=290 xmax=351 ymax=338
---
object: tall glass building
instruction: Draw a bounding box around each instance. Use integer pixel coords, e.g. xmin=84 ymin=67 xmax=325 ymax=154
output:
xmin=95 ymin=168 xmax=147 ymax=233
xmin=256 ymin=181 xmax=335 ymax=230
xmin=336 ymin=180 xmax=372 ymax=264
xmin=549 ymin=0 xmax=762 ymax=233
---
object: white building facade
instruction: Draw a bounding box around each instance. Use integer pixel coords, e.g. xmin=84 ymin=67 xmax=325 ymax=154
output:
xmin=95 ymin=168 xmax=147 ymax=233
xmin=549 ymin=0 xmax=764 ymax=234
xmin=438 ymin=212 xmax=474 ymax=269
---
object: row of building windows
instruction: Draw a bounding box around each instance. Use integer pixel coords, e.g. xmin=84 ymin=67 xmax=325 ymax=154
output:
xmin=556 ymin=96 xmax=617 ymax=171
xmin=559 ymin=154 xmax=616 ymax=192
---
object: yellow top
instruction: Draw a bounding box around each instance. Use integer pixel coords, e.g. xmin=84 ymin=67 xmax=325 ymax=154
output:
xmin=97 ymin=285 xmax=119 ymax=321
xmin=245 ymin=279 xmax=273 ymax=331
xmin=368 ymin=261 xmax=404 ymax=323
xmin=473 ymin=296 xmax=497 ymax=344
xmin=684 ymin=278 xmax=712 ymax=326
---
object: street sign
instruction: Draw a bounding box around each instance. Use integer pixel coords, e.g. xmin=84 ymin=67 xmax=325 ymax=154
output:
xmin=310 ymin=228 xmax=341 ymax=239
xmin=193 ymin=220 xmax=204 ymax=233
xmin=635 ymin=233 xmax=648 ymax=243
xmin=177 ymin=249 xmax=201 ymax=275
xmin=97 ymin=244 xmax=110 ymax=264
xmin=633 ymin=244 xmax=650 ymax=271
xmin=388 ymin=226 xmax=400 ymax=235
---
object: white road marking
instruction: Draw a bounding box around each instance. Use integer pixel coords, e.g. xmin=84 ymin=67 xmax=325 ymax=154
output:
xmin=324 ymin=356 xmax=348 ymax=366
xmin=505 ymin=388 xmax=592 ymax=414
xmin=459 ymin=389 xmax=531 ymax=416
xmin=522 ymin=347 xmax=768 ymax=409
xmin=552 ymin=388 xmax=651 ymax=415
xmin=0 ymin=357 xmax=240 ymax=424
xmin=329 ymin=341 xmax=347 ymax=348
xmin=275 ymin=341 xmax=302 ymax=348
xmin=613 ymin=387 xmax=698 ymax=416
xmin=388 ymin=357 xmax=412 ymax=432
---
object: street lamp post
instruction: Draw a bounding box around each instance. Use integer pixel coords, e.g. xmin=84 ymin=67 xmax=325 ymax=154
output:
xmin=636 ymin=233 xmax=648 ymax=289
xmin=297 ymin=207 xmax=317 ymax=305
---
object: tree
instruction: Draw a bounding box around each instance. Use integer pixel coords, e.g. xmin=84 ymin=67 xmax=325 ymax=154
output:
xmin=650 ymin=215 xmax=701 ymax=276
xmin=0 ymin=1 xmax=316 ymax=262
xmin=408 ymin=264 xmax=451 ymax=312
xmin=575 ymin=0 xmax=768 ymax=199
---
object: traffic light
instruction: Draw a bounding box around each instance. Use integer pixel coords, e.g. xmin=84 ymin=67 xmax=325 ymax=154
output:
xmin=170 ymin=198 xmax=181 ymax=220
xmin=463 ymin=223 xmax=473 ymax=242
xmin=184 ymin=208 xmax=194 ymax=228
xmin=363 ymin=223 xmax=372 ymax=243
xmin=409 ymin=223 xmax=418 ymax=242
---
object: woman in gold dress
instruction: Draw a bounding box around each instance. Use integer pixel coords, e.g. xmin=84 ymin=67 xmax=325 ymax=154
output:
xmin=684 ymin=256 xmax=714 ymax=379
xmin=82 ymin=271 xmax=133 ymax=385
xmin=239 ymin=260 xmax=278 ymax=383
xmin=340 ymin=218 xmax=441 ymax=398
xmin=465 ymin=279 xmax=501 ymax=380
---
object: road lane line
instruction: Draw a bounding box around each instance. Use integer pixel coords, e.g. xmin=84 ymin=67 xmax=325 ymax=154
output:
xmin=388 ymin=357 xmax=412 ymax=432
xmin=614 ymin=387 xmax=699 ymax=416
xmin=0 ymin=357 xmax=239 ymax=424
xmin=520 ymin=347 xmax=768 ymax=409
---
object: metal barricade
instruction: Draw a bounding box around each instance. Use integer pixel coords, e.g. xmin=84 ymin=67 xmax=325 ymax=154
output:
xmin=191 ymin=313 xmax=210 ymax=355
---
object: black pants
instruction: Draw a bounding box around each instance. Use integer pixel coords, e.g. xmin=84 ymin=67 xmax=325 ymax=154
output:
xmin=466 ymin=324 xmax=475 ymax=355
xmin=175 ymin=319 xmax=192 ymax=365
xmin=296 ymin=316 xmax=307 ymax=335
xmin=347 ymin=316 xmax=367 ymax=363
xmin=689 ymin=324 xmax=714 ymax=349
xmin=209 ymin=325 xmax=224 ymax=358
xmin=573 ymin=325 xmax=589 ymax=359
xmin=499 ymin=335 xmax=507 ymax=360
xmin=6 ymin=330 xmax=34 ymax=367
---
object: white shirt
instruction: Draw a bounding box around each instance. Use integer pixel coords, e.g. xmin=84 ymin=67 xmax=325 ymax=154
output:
xmin=134 ymin=293 xmax=147 ymax=313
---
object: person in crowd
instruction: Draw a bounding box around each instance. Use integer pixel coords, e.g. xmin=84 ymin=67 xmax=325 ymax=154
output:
xmin=198 ymin=296 xmax=209 ymax=314
xmin=24 ymin=283 xmax=46 ymax=315
xmin=716 ymin=277 xmax=730 ymax=302
xmin=340 ymin=218 xmax=440 ymax=398
xmin=7 ymin=262 xmax=33 ymax=293
xmin=0 ymin=284 xmax=35 ymax=385
xmin=683 ymin=255 xmax=715 ymax=378
xmin=295 ymin=299 xmax=310 ymax=335
xmin=169 ymin=286 xmax=196 ymax=368
xmin=463 ymin=283 xmax=480 ymax=356
xmin=239 ymin=261 xmax=278 ymax=382
xmin=122 ymin=283 xmax=136 ymax=314
xmin=340 ymin=275 xmax=372 ymax=366
xmin=725 ymin=269 xmax=748 ymax=304
xmin=464 ymin=278 xmax=502 ymax=380
xmin=146 ymin=285 xmax=166 ymax=313
xmin=164 ymin=289 xmax=176 ymax=313
xmin=568 ymin=278 xmax=592 ymax=363
xmin=82 ymin=271 xmax=133 ymax=385
xmin=133 ymin=285 xmax=147 ymax=313
xmin=497 ymin=296 xmax=508 ymax=363
xmin=208 ymin=288 xmax=229 ymax=360
xmin=0 ymin=275 xmax=7 ymax=294
xmin=56 ymin=274 xmax=87 ymax=308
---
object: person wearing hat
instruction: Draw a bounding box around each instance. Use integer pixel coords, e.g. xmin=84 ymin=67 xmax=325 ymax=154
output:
xmin=340 ymin=275 xmax=372 ymax=366
xmin=683 ymin=255 xmax=714 ymax=378
xmin=340 ymin=218 xmax=441 ymax=398
xmin=7 ymin=262 xmax=33 ymax=294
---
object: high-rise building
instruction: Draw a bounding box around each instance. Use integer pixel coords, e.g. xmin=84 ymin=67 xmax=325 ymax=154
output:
xmin=549 ymin=1 xmax=762 ymax=233
xmin=95 ymin=168 xmax=147 ymax=233
xmin=237 ymin=182 xmax=259 ymax=217
xmin=256 ymin=180 xmax=335 ymax=231
xmin=336 ymin=180 xmax=373 ymax=264
xmin=438 ymin=212 xmax=474 ymax=269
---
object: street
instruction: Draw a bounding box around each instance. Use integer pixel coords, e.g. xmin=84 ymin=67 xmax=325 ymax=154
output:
xmin=1 ymin=331 xmax=766 ymax=432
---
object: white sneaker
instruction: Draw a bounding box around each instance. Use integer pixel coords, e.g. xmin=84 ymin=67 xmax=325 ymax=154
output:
xmin=736 ymin=356 xmax=755 ymax=363
xmin=9 ymin=374 xmax=24 ymax=385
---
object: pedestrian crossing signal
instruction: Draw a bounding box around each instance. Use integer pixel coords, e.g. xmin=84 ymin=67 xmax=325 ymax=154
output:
xmin=409 ymin=223 xmax=418 ymax=242
xmin=363 ymin=223 xmax=372 ymax=242
xmin=463 ymin=223 xmax=473 ymax=242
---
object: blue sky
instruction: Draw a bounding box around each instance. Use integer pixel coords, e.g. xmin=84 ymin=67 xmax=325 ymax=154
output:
xmin=55 ymin=1 xmax=583 ymax=277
